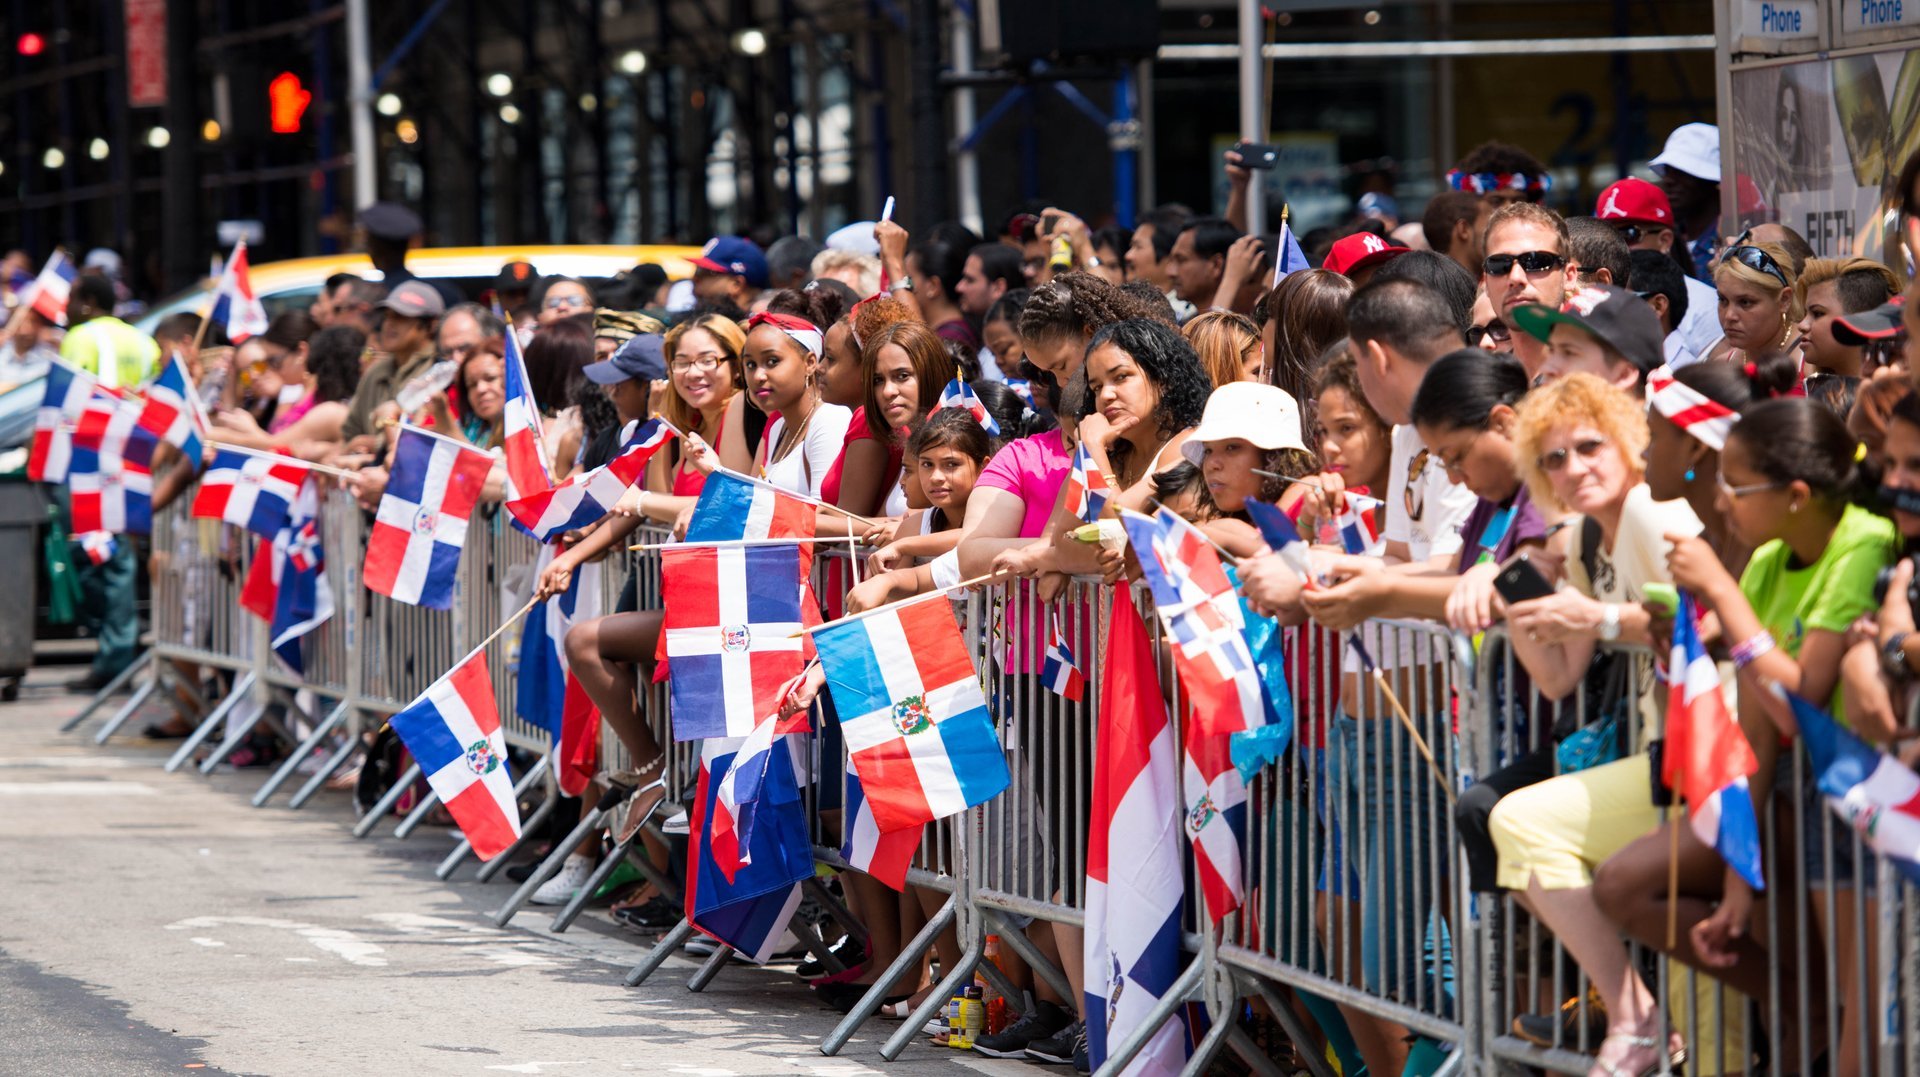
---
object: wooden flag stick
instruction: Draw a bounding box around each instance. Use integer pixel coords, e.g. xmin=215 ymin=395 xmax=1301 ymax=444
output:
xmin=1367 ymin=667 xmax=1457 ymax=807
xmin=1666 ymin=806 xmax=1683 ymax=950
xmin=379 ymin=599 xmax=538 ymax=734
xmin=627 ymin=535 xmax=873 ymax=551
xmin=709 ymin=466 xmax=882 ymax=529
xmin=791 ymin=569 xmax=1014 ymax=638
xmin=1251 ymin=469 xmax=1385 ymax=510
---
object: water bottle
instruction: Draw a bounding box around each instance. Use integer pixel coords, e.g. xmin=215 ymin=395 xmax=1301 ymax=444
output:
xmin=395 ymin=358 xmax=459 ymax=414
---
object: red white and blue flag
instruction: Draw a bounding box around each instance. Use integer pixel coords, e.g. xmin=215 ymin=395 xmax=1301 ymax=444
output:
xmin=661 ymin=543 xmax=810 ymax=741
xmin=1664 ymin=592 xmax=1764 ymax=890
xmin=75 ymin=530 xmax=117 ymax=565
xmin=815 ymin=597 xmax=1010 ymax=832
xmin=206 ymin=238 xmax=269 ymax=342
xmin=192 ymin=449 xmax=311 ymax=538
xmin=1084 ymin=589 xmax=1189 ymax=1074
xmin=20 ymin=250 xmax=78 ymax=324
xmin=1781 ymin=689 xmax=1920 ymax=886
xmin=516 ymin=545 xmax=601 ymax=748
xmin=840 ymin=757 xmax=922 ymax=890
xmin=685 ymin=470 xmax=818 ymax=543
xmin=1041 ymin=612 xmax=1085 ymax=702
xmin=131 ymin=352 xmax=208 ymax=468
xmin=388 ymin=648 xmax=522 ymax=860
xmin=1335 ymin=493 xmax=1383 ymax=556
xmin=504 ymin=418 xmax=671 ymax=541
xmin=688 ymin=736 xmax=813 ymax=964
xmin=239 ymin=480 xmax=334 ymax=673
xmin=1063 ymin=440 xmax=1112 ymax=524
xmin=28 ymin=360 xmax=98 ymax=482
xmin=364 ymin=425 xmax=495 ymax=609
xmin=710 ymin=711 xmax=781 ymax=883
xmin=934 ymin=378 xmax=999 ymax=436
xmin=1181 ymin=715 xmax=1248 ymax=921
xmin=68 ymin=402 xmax=158 ymax=534
xmin=1243 ymin=498 xmax=1314 ymax=578
xmin=499 ymin=329 xmax=551 ymax=499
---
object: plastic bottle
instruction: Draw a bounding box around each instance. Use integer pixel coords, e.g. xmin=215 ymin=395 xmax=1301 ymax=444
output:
xmin=948 ymin=986 xmax=984 ymax=1049
xmin=980 ymin=935 xmax=1008 ymax=1034
xmin=394 ymin=358 xmax=459 ymax=413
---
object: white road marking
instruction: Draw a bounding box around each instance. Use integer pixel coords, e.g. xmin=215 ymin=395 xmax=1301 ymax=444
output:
xmin=188 ymin=937 xmax=225 ymax=948
xmin=484 ymin=1064 xmax=588 ymax=1074
xmin=0 ymin=756 xmax=147 ymax=769
xmin=165 ymin=916 xmax=388 ymax=967
xmin=0 ymin=781 xmax=158 ymax=795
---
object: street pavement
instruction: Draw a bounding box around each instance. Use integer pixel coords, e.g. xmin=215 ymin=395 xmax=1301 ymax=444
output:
xmin=0 ymin=667 xmax=1033 ymax=1077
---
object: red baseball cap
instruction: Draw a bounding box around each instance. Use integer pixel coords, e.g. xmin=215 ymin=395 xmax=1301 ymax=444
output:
xmin=1322 ymin=232 xmax=1407 ymax=278
xmin=1594 ymin=178 xmax=1673 ymax=225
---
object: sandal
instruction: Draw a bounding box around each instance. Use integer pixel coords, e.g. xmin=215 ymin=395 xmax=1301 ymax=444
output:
xmin=1589 ymin=1030 xmax=1687 ymax=1077
xmin=614 ymin=754 xmax=668 ymax=846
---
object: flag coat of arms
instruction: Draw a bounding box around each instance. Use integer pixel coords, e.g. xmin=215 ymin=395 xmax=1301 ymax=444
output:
xmin=192 ymin=450 xmax=311 ymax=538
xmin=1041 ymin=613 xmax=1086 ymax=702
xmin=364 ymin=425 xmax=495 ymax=609
xmin=687 ymin=736 xmax=812 ymax=964
xmin=207 ymin=238 xmax=269 ymax=342
xmin=685 ymin=470 xmax=817 ymax=543
xmin=1782 ymin=690 xmax=1920 ymax=886
xmin=1664 ymin=592 xmax=1764 ymax=889
xmin=934 ymin=378 xmax=999 ymax=435
xmin=1063 ymin=440 xmax=1112 ymax=524
xmin=504 ymin=418 xmax=671 ymax=541
xmin=1182 ymin=718 xmax=1249 ymax=921
xmin=21 ymin=250 xmax=78 ymax=324
xmin=816 ymin=597 xmax=1010 ymax=832
xmin=68 ymin=404 xmax=158 ymax=534
xmin=498 ymin=329 xmax=551 ymax=500
xmin=132 ymin=353 xmax=208 ymax=467
xmin=841 ymin=756 xmax=923 ymax=890
xmin=661 ymin=543 xmax=809 ymax=741
xmin=1085 ymin=588 xmax=1189 ymax=1075
xmin=388 ymin=648 xmax=522 ymax=859
xmin=28 ymin=360 xmax=97 ymax=482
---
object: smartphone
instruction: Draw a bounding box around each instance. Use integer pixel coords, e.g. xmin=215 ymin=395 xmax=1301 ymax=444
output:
xmin=1040 ymin=212 xmax=1061 ymax=234
xmin=1232 ymin=141 xmax=1280 ymax=170
xmin=1492 ymin=553 xmax=1557 ymax=606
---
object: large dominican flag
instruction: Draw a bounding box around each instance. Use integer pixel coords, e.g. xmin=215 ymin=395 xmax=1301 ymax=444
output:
xmin=364 ymin=425 xmax=494 ymax=609
xmin=815 ymin=597 xmax=1009 ymax=832
xmin=207 ymin=238 xmax=269 ymax=342
xmin=661 ymin=543 xmax=809 ymax=741
xmin=504 ymin=418 xmax=671 ymax=541
xmin=1084 ymin=587 xmax=1189 ymax=1075
xmin=68 ymin=404 xmax=158 ymax=534
xmin=687 ymin=736 xmax=813 ymax=964
xmin=192 ymin=449 xmax=312 ymax=538
xmin=388 ymin=648 xmax=522 ymax=860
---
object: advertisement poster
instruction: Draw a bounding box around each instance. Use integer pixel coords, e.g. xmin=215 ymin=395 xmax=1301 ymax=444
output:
xmin=1728 ymin=45 xmax=1920 ymax=262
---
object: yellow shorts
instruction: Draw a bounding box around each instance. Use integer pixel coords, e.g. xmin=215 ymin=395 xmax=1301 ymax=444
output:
xmin=1489 ymin=753 xmax=1662 ymax=892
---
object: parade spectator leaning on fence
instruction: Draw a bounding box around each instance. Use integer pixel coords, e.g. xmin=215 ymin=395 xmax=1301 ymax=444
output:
xmin=338 ymin=280 xmax=444 ymax=447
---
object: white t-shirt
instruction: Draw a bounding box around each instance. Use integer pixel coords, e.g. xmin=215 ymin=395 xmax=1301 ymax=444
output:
xmin=762 ymin=402 xmax=853 ymax=498
xmin=1566 ymin=484 xmax=1703 ymax=604
xmin=1679 ymin=275 xmax=1724 ymax=361
xmin=1664 ymin=332 xmax=1699 ymax=368
xmin=1383 ymin=424 xmax=1477 ymax=564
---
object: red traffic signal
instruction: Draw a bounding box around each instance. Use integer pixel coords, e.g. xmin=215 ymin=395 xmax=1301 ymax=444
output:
xmin=267 ymin=71 xmax=311 ymax=133
xmin=17 ymin=32 xmax=46 ymax=56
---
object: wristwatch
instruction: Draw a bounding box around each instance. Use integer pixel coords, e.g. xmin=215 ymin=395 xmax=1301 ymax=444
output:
xmin=891 ymin=276 xmax=915 ymax=293
xmin=1596 ymin=603 xmax=1621 ymax=642
xmin=1883 ymin=632 xmax=1913 ymax=681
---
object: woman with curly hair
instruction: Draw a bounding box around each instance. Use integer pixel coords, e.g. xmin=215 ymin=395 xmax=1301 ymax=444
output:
xmin=1183 ymin=309 xmax=1263 ymax=386
xmin=1016 ymin=270 xmax=1162 ymax=384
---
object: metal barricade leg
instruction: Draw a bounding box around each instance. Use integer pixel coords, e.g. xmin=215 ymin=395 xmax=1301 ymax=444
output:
xmin=288 ymin=729 xmax=363 ymax=810
xmin=351 ymin=761 xmax=422 ymax=837
xmin=60 ymin=649 xmax=152 ymax=732
xmin=1179 ymin=1005 xmax=1238 ymax=1077
xmin=92 ymin=673 xmax=161 ymax=744
xmin=1245 ymin=978 xmax=1339 ymax=1077
xmin=549 ymin=832 xmax=639 ymax=933
xmin=491 ymin=784 xmax=626 ymax=926
xmin=391 ymin=788 xmax=444 ymax=839
xmin=252 ymin=699 xmax=349 ymax=807
xmin=983 ymin=906 xmax=1073 ymax=1006
xmin=820 ymin=895 xmax=957 ymax=1056
xmin=163 ymin=672 xmax=256 ymax=773
xmin=880 ymin=925 xmax=986 ymax=1062
xmin=686 ymin=943 xmax=735 ymax=991
xmin=198 ymin=692 xmax=276 ymax=774
xmin=446 ymin=758 xmax=555 ymax=881
xmin=624 ymin=920 xmax=696 ymax=986
xmin=1094 ymin=957 xmax=1204 ymax=1077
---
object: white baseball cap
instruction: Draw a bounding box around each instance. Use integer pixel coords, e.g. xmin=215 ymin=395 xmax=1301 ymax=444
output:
xmin=1650 ymin=122 xmax=1721 ymax=184
xmin=1180 ymin=382 xmax=1308 ymax=465
xmin=825 ymin=220 xmax=882 ymax=256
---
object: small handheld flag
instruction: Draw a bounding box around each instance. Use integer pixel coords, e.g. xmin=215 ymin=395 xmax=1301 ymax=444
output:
xmin=28 ymin=360 xmax=97 ymax=483
xmin=1780 ymin=689 xmax=1920 ymax=886
xmin=1243 ymin=498 xmax=1313 ymax=579
xmin=1271 ymin=217 xmax=1312 ymax=285
xmin=364 ymin=425 xmax=495 ymax=609
xmin=498 ymin=330 xmax=552 ymax=499
xmin=206 ymin=238 xmax=269 ymax=342
xmin=933 ymin=378 xmax=999 ymax=436
xmin=20 ymin=250 xmax=79 ymax=325
xmin=192 ymin=449 xmax=312 ymax=538
xmin=1665 ymin=592 xmax=1764 ymax=890
xmin=388 ymin=648 xmax=522 ymax=860
xmin=504 ymin=418 xmax=671 ymax=541
xmin=75 ymin=531 xmax=117 ymax=566
xmin=1041 ymin=613 xmax=1085 ymax=702
xmin=1062 ymin=440 xmax=1112 ymax=524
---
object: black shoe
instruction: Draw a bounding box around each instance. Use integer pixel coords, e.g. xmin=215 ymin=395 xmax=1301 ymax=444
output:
xmin=813 ymin=982 xmax=908 ymax=1015
xmin=1513 ymin=989 xmax=1608 ymax=1049
xmin=972 ymin=1000 xmax=1071 ymax=1058
xmin=796 ymin=934 xmax=867 ymax=980
xmin=1024 ymin=1019 xmax=1085 ymax=1065
xmin=65 ymin=672 xmax=111 ymax=694
xmin=140 ymin=722 xmax=190 ymax=739
xmin=612 ymin=897 xmax=683 ymax=933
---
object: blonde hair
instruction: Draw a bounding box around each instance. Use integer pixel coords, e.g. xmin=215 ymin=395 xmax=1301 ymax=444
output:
xmin=660 ymin=313 xmax=746 ymax=437
xmin=1181 ymin=310 xmax=1261 ymax=387
xmin=1511 ymin=372 xmax=1650 ymax=515
xmin=1715 ymin=240 xmax=1802 ymax=322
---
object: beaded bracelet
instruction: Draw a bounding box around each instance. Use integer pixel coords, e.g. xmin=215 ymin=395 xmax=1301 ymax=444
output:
xmin=1730 ymin=630 xmax=1776 ymax=670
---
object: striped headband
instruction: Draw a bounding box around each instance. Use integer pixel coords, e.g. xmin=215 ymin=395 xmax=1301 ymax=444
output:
xmin=1445 ymin=169 xmax=1551 ymax=197
xmin=1645 ymin=364 xmax=1737 ymax=451
xmin=747 ymin=311 xmax=823 ymax=359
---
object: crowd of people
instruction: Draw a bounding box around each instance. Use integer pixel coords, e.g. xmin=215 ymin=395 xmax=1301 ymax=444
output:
xmin=8 ymin=124 xmax=1920 ymax=1077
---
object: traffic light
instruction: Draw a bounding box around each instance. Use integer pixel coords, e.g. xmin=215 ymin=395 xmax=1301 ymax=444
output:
xmin=16 ymin=32 xmax=46 ymax=56
xmin=267 ymin=71 xmax=311 ymax=133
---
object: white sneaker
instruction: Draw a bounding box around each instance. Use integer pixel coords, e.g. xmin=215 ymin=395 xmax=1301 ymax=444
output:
xmin=661 ymin=808 xmax=689 ymax=835
xmin=529 ymin=854 xmax=594 ymax=905
xmin=683 ymin=933 xmax=722 ymax=957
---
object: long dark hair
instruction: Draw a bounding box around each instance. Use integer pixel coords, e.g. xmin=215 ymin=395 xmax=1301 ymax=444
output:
xmin=306 ymin=326 xmax=365 ymax=404
xmin=524 ymin=317 xmax=593 ymax=412
xmin=1725 ymin=397 xmax=1864 ymax=507
xmin=1408 ymin=348 xmax=1528 ymax=432
xmin=1076 ymin=318 xmax=1210 ymax=482
xmin=861 ymin=320 xmax=956 ymax=441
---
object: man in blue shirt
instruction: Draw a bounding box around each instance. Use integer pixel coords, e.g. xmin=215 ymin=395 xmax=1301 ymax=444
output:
xmin=1651 ymin=123 xmax=1722 ymax=285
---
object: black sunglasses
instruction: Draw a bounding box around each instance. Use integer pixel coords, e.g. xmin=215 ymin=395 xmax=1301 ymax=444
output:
xmin=1724 ymin=244 xmax=1789 ymax=286
xmin=1483 ymin=251 xmax=1567 ymax=277
xmin=1610 ymin=223 xmax=1645 ymax=244
xmin=1468 ymin=320 xmax=1512 ymax=343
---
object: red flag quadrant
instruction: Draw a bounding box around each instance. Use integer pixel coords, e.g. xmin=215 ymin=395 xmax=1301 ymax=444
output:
xmin=687 ymin=736 xmax=813 ymax=964
xmin=1664 ymin=592 xmax=1764 ymax=890
xmin=504 ymin=418 xmax=671 ymax=541
xmin=192 ymin=449 xmax=311 ymax=538
xmin=841 ymin=755 xmax=922 ymax=890
xmin=68 ymin=400 xmax=158 ymax=534
xmin=387 ymin=649 xmax=522 ymax=860
xmin=29 ymin=361 xmax=100 ymax=483
xmin=364 ymin=426 xmax=495 ymax=609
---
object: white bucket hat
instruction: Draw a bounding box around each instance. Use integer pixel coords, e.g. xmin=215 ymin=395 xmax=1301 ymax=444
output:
xmin=1180 ymin=382 xmax=1308 ymax=465
xmin=1650 ymin=122 xmax=1720 ymax=184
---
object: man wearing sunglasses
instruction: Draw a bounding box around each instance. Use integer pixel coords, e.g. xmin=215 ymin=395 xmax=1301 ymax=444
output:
xmin=1481 ymin=202 xmax=1576 ymax=381
xmin=1595 ymin=178 xmax=1724 ymax=361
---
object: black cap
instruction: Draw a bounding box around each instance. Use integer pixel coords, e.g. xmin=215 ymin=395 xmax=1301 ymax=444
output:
xmin=495 ymin=260 xmax=538 ymax=291
xmin=360 ymin=201 xmax=423 ymax=242
xmin=582 ymin=333 xmax=667 ymax=384
xmin=1832 ymin=297 xmax=1906 ymax=346
xmin=1511 ymin=283 xmax=1666 ymax=375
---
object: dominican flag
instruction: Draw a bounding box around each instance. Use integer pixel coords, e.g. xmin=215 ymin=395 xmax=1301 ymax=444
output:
xmin=1004 ymin=378 xmax=1035 ymax=409
xmin=1182 ymin=716 xmax=1249 ymax=921
xmin=1041 ymin=613 xmax=1085 ymax=702
xmin=192 ymin=449 xmax=311 ymax=538
xmin=1120 ymin=508 xmax=1270 ymax=741
xmin=685 ymin=470 xmax=817 ymax=543
xmin=1270 ymin=218 xmax=1312 ymax=285
xmin=206 ymin=238 xmax=269 ymax=342
xmin=688 ymin=736 xmax=813 ymax=964
xmin=499 ymin=329 xmax=552 ymax=499
xmin=504 ymin=418 xmax=671 ymax=541
xmin=1781 ymin=690 xmax=1920 ymax=886
xmin=68 ymin=405 xmax=158 ymax=534
xmin=934 ymin=378 xmax=999 ymax=436
xmin=516 ymin=544 xmax=602 ymax=787
xmin=1062 ymin=440 xmax=1112 ymax=524
xmin=709 ymin=711 xmax=782 ymax=882
xmin=269 ymin=486 xmax=334 ymax=673
xmin=1084 ymin=589 xmax=1189 ymax=1074
xmin=841 ymin=758 xmax=922 ymax=890
xmin=20 ymin=250 xmax=78 ymax=324
xmin=1243 ymin=498 xmax=1313 ymax=579
xmin=75 ymin=531 xmax=117 ymax=565
xmin=131 ymin=353 xmax=208 ymax=468
xmin=815 ymin=596 xmax=1010 ymax=832
xmin=1335 ymin=492 xmax=1382 ymax=556
xmin=28 ymin=360 xmax=98 ymax=482
xmin=661 ymin=543 xmax=810 ymax=741
xmin=364 ymin=425 xmax=495 ymax=609
xmin=1664 ymin=592 xmax=1764 ymax=890
xmin=388 ymin=648 xmax=522 ymax=860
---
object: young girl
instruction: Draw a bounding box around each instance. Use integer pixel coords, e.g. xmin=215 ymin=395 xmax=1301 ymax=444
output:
xmin=846 ymin=408 xmax=994 ymax=610
xmin=1176 ymin=380 xmax=1317 ymax=557
xmin=1285 ymin=343 xmax=1391 ymax=547
xmin=1641 ymin=356 xmax=1794 ymax=576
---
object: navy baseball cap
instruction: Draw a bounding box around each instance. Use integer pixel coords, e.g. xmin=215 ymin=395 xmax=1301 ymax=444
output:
xmin=582 ymin=332 xmax=667 ymax=385
xmin=690 ymin=236 xmax=770 ymax=289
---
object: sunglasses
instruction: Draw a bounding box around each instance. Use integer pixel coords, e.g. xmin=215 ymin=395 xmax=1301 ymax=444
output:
xmin=1469 ymin=320 xmax=1512 ymax=344
xmin=1537 ymin=435 xmax=1609 ymax=473
xmin=1611 ymin=223 xmax=1646 ymax=244
xmin=1716 ymin=473 xmax=1787 ymax=499
xmin=544 ymin=293 xmax=591 ymax=311
xmin=1723 ymin=244 xmax=1789 ymax=287
xmin=1483 ymin=251 xmax=1567 ymax=278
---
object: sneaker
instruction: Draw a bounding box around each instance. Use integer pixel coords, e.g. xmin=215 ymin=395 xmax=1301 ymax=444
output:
xmin=1073 ymin=1035 xmax=1089 ymax=1074
xmin=683 ymin=933 xmax=722 ymax=957
xmin=612 ymin=896 xmax=684 ymax=933
xmin=528 ymin=855 xmax=594 ymax=906
xmin=1025 ymin=1019 xmax=1085 ymax=1065
xmin=796 ymin=933 xmax=866 ymax=980
xmin=660 ymin=807 xmax=690 ymax=835
xmin=972 ymin=999 xmax=1071 ymax=1058
xmin=1513 ymin=989 xmax=1608 ymax=1049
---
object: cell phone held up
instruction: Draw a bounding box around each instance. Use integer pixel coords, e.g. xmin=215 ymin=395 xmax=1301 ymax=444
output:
xmin=1231 ymin=141 xmax=1280 ymax=170
xmin=1492 ymin=553 xmax=1557 ymax=607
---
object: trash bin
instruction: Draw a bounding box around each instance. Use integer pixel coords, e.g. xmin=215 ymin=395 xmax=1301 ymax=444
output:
xmin=0 ymin=480 xmax=44 ymax=700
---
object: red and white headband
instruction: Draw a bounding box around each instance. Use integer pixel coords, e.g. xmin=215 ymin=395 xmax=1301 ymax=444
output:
xmin=747 ymin=311 xmax=823 ymax=359
xmin=1645 ymin=364 xmax=1737 ymax=451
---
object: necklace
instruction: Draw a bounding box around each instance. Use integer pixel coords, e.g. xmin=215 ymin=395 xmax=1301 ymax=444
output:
xmin=766 ymin=396 xmax=817 ymax=473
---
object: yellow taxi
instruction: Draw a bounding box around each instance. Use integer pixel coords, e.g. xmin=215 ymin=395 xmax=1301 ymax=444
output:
xmin=134 ymin=244 xmax=702 ymax=333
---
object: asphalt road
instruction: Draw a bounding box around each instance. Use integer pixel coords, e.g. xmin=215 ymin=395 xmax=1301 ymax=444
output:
xmin=0 ymin=666 xmax=1032 ymax=1077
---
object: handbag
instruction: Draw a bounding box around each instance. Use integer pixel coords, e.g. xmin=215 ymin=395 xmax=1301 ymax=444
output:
xmin=1553 ymin=516 xmax=1630 ymax=774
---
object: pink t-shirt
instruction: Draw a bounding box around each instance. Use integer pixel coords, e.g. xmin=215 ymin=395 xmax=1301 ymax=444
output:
xmin=976 ymin=429 xmax=1070 ymax=538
